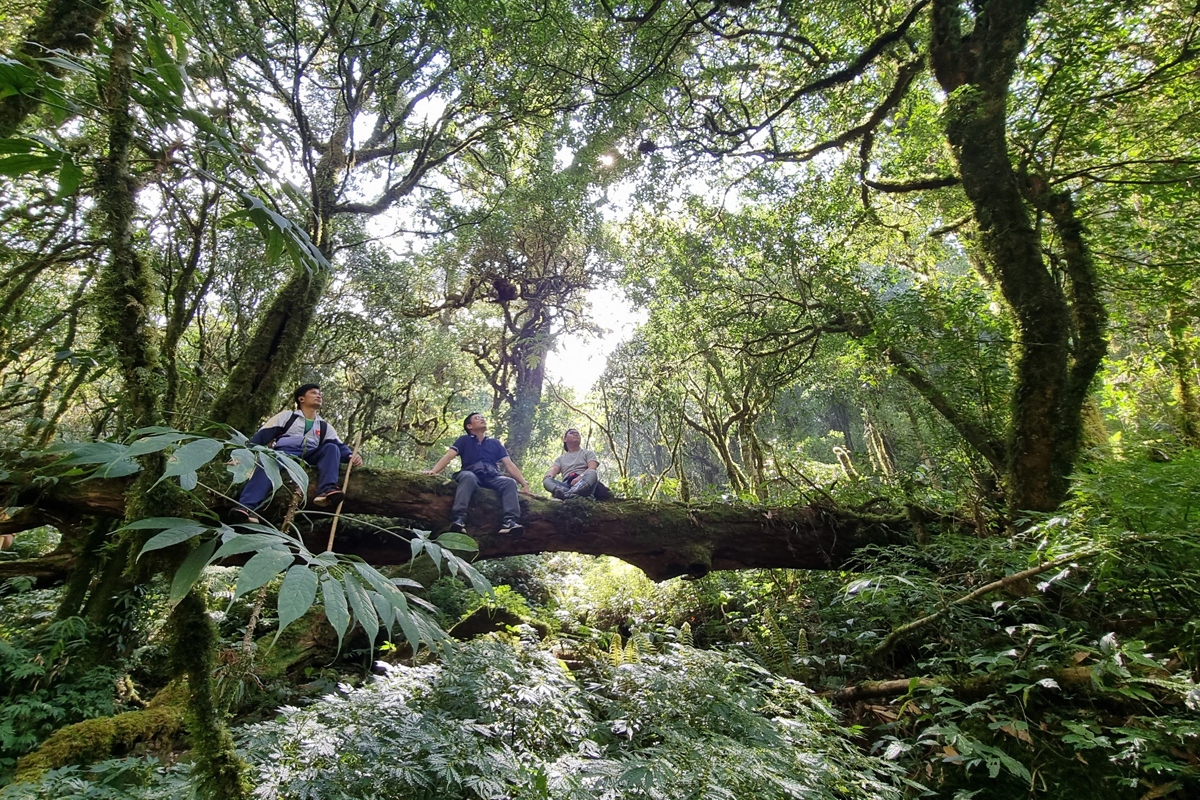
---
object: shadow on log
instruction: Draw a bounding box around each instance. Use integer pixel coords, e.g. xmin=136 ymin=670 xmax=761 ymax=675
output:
xmin=2 ymin=468 xmax=912 ymax=582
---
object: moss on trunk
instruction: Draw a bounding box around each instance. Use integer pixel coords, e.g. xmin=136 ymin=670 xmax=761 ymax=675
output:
xmin=14 ymin=681 xmax=188 ymax=782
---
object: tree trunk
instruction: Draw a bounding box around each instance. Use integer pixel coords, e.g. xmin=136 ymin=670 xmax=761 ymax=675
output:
xmin=207 ymin=265 xmax=329 ymax=433
xmin=1166 ymin=304 xmax=1200 ymax=446
xmin=931 ymin=0 xmax=1082 ymax=511
xmin=0 ymin=0 xmax=109 ymax=137
xmin=3 ymin=467 xmax=912 ymax=582
xmin=502 ymin=329 xmax=550 ymax=465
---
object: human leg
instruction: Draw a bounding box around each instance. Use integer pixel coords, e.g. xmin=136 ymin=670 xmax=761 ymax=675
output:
xmin=451 ymin=470 xmax=479 ymax=527
xmin=543 ymin=476 xmax=570 ymax=499
xmin=485 ymin=475 xmax=521 ymax=521
xmin=482 ymin=475 xmax=523 ymax=534
xmin=311 ymin=441 xmax=344 ymax=492
xmin=566 ymin=468 xmax=599 ymax=497
xmin=234 ymin=447 xmax=301 ymax=520
xmin=237 ymin=466 xmax=274 ymax=510
xmin=309 ymin=442 xmax=345 ymax=504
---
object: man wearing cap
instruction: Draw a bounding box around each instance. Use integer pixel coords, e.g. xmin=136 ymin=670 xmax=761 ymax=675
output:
xmin=230 ymin=384 xmax=362 ymax=523
xmin=423 ymin=412 xmax=532 ymax=535
xmin=543 ymin=427 xmax=600 ymax=500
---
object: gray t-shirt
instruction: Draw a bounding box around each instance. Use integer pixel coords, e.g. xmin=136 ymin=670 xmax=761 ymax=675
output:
xmin=553 ymin=448 xmax=598 ymax=476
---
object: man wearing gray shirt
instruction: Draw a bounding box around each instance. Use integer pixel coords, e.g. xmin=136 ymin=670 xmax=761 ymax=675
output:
xmin=543 ymin=427 xmax=600 ymax=499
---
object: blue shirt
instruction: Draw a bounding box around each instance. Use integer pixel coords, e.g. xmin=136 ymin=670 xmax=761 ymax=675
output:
xmin=451 ymin=434 xmax=509 ymax=468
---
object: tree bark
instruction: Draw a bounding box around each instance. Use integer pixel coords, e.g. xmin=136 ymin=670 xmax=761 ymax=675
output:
xmin=0 ymin=0 xmax=109 ymax=137
xmin=931 ymin=0 xmax=1080 ymax=511
xmin=207 ymin=265 xmax=329 ymax=433
xmin=1166 ymin=304 xmax=1200 ymax=446
xmin=1 ymin=468 xmax=912 ymax=582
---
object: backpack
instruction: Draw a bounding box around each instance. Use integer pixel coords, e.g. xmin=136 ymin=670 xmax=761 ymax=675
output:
xmin=268 ymin=413 xmax=328 ymax=449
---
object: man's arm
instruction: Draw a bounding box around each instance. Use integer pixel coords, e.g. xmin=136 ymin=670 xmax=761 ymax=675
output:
xmin=247 ymin=412 xmax=286 ymax=446
xmin=500 ymin=456 xmax=532 ymax=493
xmin=337 ymin=441 xmax=363 ymax=467
xmin=544 ymin=463 xmax=562 ymax=480
xmin=423 ymin=447 xmax=459 ymax=475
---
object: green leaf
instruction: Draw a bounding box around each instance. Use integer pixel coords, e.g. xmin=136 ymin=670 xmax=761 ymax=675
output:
xmin=455 ymin=560 xmax=492 ymax=596
xmin=257 ymin=451 xmax=283 ymax=494
xmin=169 ymin=537 xmax=217 ymax=606
xmin=394 ymin=606 xmax=422 ymax=652
xmin=127 ymin=425 xmax=179 ymax=437
xmin=275 ymin=565 xmax=319 ymax=640
xmin=127 ymin=432 xmax=192 ymax=458
xmin=161 ymin=438 xmax=223 ymax=483
xmin=0 ymin=153 xmax=59 ymax=176
xmin=435 ymin=532 xmax=478 ymax=552
xmin=322 ymin=576 xmax=350 ymax=648
xmin=120 ymin=516 xmax=202 ymax=531
xmin=276 ymin=452 xmax=309 ymax=496
xmin=138 ymin=524 xmax=208 ymax=556
xmin=93 ymin=458 xmax=140 ymax=478
xmin=213 ymin=533 xmax=289 ymax=560
xmin=179 ymin=470 xmax=198 ymax=490
xmin=343 ymin=573 xmax=379 ymax=645
xmin=367 ymin=590 xmax=394 ymax=637
xmin=57 ymin=158 xmax=82 ymax=197
xmin=227 ymin=448 xmax=257 ymax=483
xmin=58 ymin=442 xmax=129 ymax=465
xmin=233 ymin=549 xmax=295 ymax=599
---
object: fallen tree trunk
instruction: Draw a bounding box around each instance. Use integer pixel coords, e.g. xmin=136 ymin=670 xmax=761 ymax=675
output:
xmin=3 ymin=468 xmax=911 ymax=581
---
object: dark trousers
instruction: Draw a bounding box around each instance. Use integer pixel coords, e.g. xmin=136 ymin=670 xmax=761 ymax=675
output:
xmin=238 ymin=442 xmax=342 ymax=508
xmin=452 ymin=470 xmax=521 ymax=522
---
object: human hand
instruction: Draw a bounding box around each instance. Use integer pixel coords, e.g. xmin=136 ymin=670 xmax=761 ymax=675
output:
xmin=350 ymin=453 xmax=364 ymax=467
xmin=421 ymin=468 xmax=435 ymax=475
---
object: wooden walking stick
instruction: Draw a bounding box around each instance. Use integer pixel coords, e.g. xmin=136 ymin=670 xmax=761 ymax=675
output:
xmin=326 ymin=431 xmax=363 ymax=552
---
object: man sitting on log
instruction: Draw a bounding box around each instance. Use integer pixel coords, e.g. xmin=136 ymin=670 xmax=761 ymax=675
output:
xmin=543 ymin=427 xmax=601 ymax=500
xmin=423 ymin=412 xmax=532 ymax=536
xmin=230 ymin=383 xmax=362 ymax=523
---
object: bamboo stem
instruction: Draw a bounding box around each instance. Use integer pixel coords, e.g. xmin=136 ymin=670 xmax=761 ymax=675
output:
xmin=325 ymin=432 xmax=362 ymax=552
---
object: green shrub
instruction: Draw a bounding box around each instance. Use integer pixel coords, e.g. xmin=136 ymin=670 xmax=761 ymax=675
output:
xmin=241 ymin=637 xmax=903 ymax=799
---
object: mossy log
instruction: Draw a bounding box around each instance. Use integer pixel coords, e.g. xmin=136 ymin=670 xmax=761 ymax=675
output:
xmin=3 ymin=468 xmax=910 ymax=581
xmin=14 ymin=681 xmax=187 ymax=782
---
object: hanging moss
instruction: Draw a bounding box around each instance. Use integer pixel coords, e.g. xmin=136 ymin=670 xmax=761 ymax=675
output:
xmin=168 ymin=589 xmax=251 ymax=800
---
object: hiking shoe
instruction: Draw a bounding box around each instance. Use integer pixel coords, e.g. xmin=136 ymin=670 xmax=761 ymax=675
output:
xmin=497 ymin=520 xmax=525 ymax=536
xmin=228 ymin=507 xmax=260 ymax=525
xmin=448 ymin=519 xmax=467 ymax=534
xmin=551 ymin=486 xmax=569 ymax=500
xmin=313 ymin=487 xmax=344 ymax=507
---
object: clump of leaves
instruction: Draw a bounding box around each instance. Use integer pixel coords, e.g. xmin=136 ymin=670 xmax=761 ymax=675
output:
xmin=241 ymin=638 xmax=904 ymax=800
xmin=0 ymin=603 xmax=122 ymax=780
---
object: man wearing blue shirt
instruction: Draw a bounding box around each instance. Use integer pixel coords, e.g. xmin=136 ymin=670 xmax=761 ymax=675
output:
xmin=423 ymin=412 xmax=532 ymax=535
xmin=230 ymin=383 xmax=362 ymax=523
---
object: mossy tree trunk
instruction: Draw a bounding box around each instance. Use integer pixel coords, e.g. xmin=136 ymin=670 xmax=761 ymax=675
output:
xmin=930 ymin=0 xmax=1106 ymax=512
xmin=84 ymin=24 xmax=251 ymax=798
xmin=0 ymin=0 xmax=109 ymax=137
xmin=8 ymin=466 xmax=914 ymax=582
xmin=1166 ymin=304 xmax=1200 ymax=446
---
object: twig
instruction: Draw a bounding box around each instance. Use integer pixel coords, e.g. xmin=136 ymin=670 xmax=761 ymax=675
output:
xmin=326 ymin=432 xmax=363 ymax=552
xmin=872 ymin=547 xmax=1101 ymax=658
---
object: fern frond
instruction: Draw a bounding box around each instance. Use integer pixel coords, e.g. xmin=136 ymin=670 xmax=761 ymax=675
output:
xmin=609 ymin=634 xmax=624 ymax=666
xmin=680 ymin=622 xmax=694 ymax=648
